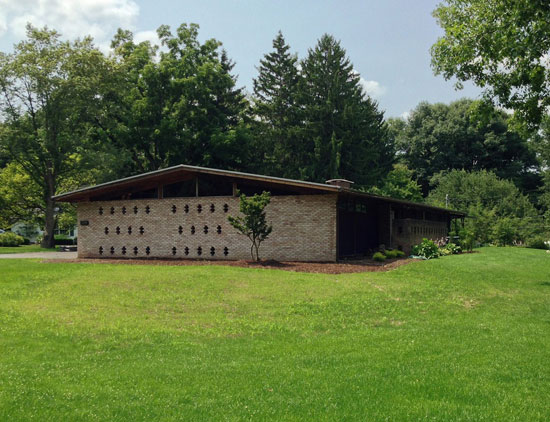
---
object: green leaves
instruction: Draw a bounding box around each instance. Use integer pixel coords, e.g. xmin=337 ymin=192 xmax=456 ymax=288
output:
xmin=228 ymin=191 xmax=273 ymax=261
xmin=431 ymin=0 xmax=550 ymax=128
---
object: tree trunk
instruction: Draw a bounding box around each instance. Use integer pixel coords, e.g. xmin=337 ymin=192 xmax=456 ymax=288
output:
xmin=41 ymin=173 xmax=56 ymax=249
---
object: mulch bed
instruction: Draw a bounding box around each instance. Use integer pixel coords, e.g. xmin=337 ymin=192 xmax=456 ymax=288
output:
xmin=43 ymin=257 xmax=415 ymax=274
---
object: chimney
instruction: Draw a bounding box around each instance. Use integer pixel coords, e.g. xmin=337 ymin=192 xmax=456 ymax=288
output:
xmin=325 ymin=179 xmax=354 ymax=189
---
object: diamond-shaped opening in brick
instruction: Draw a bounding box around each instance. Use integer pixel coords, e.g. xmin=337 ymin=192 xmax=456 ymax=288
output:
xmin=172 ymin=247 xmax=177 ymax=256
xmin=122 ymin=206 xmax=127 ymax=215
xmin=99 ymin=207 xmax=103 ymax=215
xmin=128 ymin=226 xmax=132 ymax=235
xmin=122 ymin=246 xmax=127 ymax=255
xmin=184 ymin=247 xmax=189 ymax=256
xmin=178 ymin=226 xmax=183 ymax=235
xmin=99 ymin=246 xmax=103 ymax=255
xmin=145 ymin=205 xmax=150 ymax=214
xmin=133 ymin=246 xmax=138 ymax=255
xmin=133 ymin=206 xmax=138 ymax=214
xmin=110 ymin=246 xmax=115 ymax=255
xmin=217 ymin=225 xmax=222 ymax=234
xmin=184 ymin=205 xmax=189 ymax=213
xmin=197 ymin=246 xmax=202 ymax=256
xmin=197 ymin=204 xmax=202 ymax=213
xmin=104 ymin=227 xmax=109 ymax=235
xmin=139 ymin=226 xmax=144 ymax=235
xmin=223 ymin=247 xmax=229 ymax=256
xmin=223 ymin=204 xmax=229 ymax=213
xmin=191 ymin=226 xmax=195 ymax=235
xmin=110 ymin=207 xmax=115 ymax=215
xmin=210 ymin=246 xmax=215 ymax=256
xmin=146 ymin=246 xmax=151 ymax=255
xmin=210 ymin=204 xmax=215 ymax=213
xmin=116 ymin=226 xmax=120 ymax=235
xmin=203 ymin=225 xmax=208 ymax=234
xmin=172 ymin=205 xmax=177 ymax=214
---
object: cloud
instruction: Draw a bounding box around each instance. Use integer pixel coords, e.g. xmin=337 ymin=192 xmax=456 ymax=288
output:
xmin=0 ymin=0 xmax=140 ymax=50
xmin=400 ymin=110 xmax=411 ymax=120
xmin=134 ymin=30 xmax=160 ymax=46
xmin=358 ymin=77 xmax=387 ymax=99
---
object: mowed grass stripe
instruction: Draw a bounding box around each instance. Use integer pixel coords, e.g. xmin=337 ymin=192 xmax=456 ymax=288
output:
xmin=0 ymin=247 xmax=549 ymax=421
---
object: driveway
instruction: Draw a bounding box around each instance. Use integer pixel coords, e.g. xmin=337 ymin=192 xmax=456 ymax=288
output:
xmin=0 ymin=252 xmax=78 ymax=259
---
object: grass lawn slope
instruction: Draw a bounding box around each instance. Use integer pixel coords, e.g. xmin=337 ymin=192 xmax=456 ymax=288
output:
xmin=0 ymin=247 xmax=549 ymax=421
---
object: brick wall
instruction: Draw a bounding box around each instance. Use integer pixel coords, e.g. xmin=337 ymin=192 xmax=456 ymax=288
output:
xmin=391 ymin=218 xmax=448 ymax=254
xmin=77 ymin=194 xmax=338 ymax=262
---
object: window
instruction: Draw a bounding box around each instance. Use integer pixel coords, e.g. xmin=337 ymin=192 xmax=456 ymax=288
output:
xmin=197 ymin=246 xmax=202 ymax=256
xmin=178 ymin=226 xmax=183 ymax=235
xmin=110 ymin=246 xmax=115 ymax=255
xmin=133 ymin=246 xmax=138 ymax=255
xmin=197 ymin=204 xmax=202 ymax=213
xmin=204 ymin=225 xmax=208 ymax=234
xmin=145 ymin=205 xmax=150 ymax=214
xmin=217 ymin=225 xmax=222 ymax=234
xmin=104 ymin=227 xmax=109 ymax=235
xmin=122 ymin=206 xmax=127 ymax=215
xmin=99 ymin=207 xmax=103 ymax=215
xmin=172 ymin=247 xmax=177 ymax=256
xmin=139 ymin=226 xmax=144 ymax=235
xmin=145 ymin=246 xmax=151 ymax=255
xmin=210 ymin=204 xmax=215 ymax=213
xmin=122 ymin=246 xmax=127 ymax=255
xmin=99 ymin=246 xmax=103 ymax=255
xmin=223 ymin=204 xmax=229 ymax=213
xmin=133 ymin=206 xmax=138 ymax=214
xmin=223 ymin=247 xmax=229 ymax=256
xmin=171 ymin=205 xmax=177 ymax=214
xmin=128 ymin=226 xmax=132 ymax=235
xmin=110 ymin=207 xmax=115 ymax=215
xmin=210 ymin=247 xmax=215 ymax=256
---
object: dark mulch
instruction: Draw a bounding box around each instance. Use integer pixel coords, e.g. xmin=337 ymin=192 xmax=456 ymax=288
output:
xmin=43 ymin=256 xmax=415 ymax=274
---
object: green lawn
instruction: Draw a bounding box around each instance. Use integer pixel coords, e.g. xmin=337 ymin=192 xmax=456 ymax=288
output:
xmin=1 ymin=247 xmax=549 ymax=421
xmin=0 ymin=244 xmax=59 ymax=254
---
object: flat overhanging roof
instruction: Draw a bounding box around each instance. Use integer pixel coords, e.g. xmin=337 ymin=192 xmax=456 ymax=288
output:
xmin=53 ymin=164 xmax=465 ymax=217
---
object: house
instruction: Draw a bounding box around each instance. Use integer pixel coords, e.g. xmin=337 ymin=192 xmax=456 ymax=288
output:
xmin=53 ymin=165 xmax=465 ymax=261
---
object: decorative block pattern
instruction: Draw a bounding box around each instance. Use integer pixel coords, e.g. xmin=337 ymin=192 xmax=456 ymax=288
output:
xmin=391 ymin=218 xmax=448 ymax=254
xmin=77 ymin=194 xmax=338 ymax=262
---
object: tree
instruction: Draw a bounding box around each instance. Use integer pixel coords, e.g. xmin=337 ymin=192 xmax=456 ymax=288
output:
xmin=228 ymin=191 xmax=273 ymax=261
xmin=394 ymin=99 xmax=539 ymax=194
xmin=299 ymin=34 xmax=393 ymax=187
xmin=369 ymin=164 xmax=423 ymax=202
xmin=0 ymin=25 xmax=112 ymax=247
xmin=431 ymin=0 xmax=550 ymax=128
xmin=100 ymin=24 xmax=252 ymax=175
xmin=428 ymin=170 xmax=539 ymax=244
xmin=252 ymin=31 xmax=303 ymax=178
xmin=0 ymin=162 xmax=43 ymax=229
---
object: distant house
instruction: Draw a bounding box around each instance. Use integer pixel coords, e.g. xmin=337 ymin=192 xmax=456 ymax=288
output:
xmin=10 ymin=222 xmax=77 ymax=244
xmin=54 ymin=165 xmax=465 ymax=261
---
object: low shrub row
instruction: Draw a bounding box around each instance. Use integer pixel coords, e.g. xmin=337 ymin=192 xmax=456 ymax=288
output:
xmin=372 ymin=248 xmax=406 ymax=262
xmin=411 ymin=238 xmax=462 ymax=260
xmin=0 ymin=232 xmax=25 ymax=247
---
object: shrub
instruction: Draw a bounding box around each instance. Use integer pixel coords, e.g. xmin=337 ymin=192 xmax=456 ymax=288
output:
xmin=394 ymin=250 xmax=406 ymax=258
xmin=0 ymin=232 xmax=24 ymax=247
xmin=372 ymin=252 xmax=386 ymax=262
xmin=54 ymin=235 xmax=76 ymax=246
xmin=526 ymin=237 xmax=550 ymax=250
xmin=440 ymin=242 xmax=461 ymax=255
xmin=411 ymin=238 xmax=440 ymax=259
xmin=384 ymin=249 xmax=398 ymax=259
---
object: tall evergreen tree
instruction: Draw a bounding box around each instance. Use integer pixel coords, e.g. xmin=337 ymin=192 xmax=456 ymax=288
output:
xmin=252 ymin=31 xmax=303 ymax=178
xmin=300 ymin=34 xmax=393 ymax=187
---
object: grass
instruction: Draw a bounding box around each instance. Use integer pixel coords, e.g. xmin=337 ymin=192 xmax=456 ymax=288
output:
xmin=0 ymin=244 xmax=59 ymax=254
xmin=0 ymin=247 xmax=549 ymax=421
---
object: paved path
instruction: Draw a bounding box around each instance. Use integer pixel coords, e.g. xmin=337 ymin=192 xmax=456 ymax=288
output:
xmin=0 ymin=252 xmax=78 ymax=259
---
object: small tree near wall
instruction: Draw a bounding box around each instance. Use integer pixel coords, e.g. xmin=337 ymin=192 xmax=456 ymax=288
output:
xmin=228 ymin=191 xmax=273 ymax=261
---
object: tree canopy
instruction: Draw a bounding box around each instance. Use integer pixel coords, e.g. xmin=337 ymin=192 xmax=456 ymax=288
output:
xmin=0 ymin=25 xmax=113 ymax=247
xmin=431 ymin=0 xmax=550 ymax=128
xmin=393 ymin=99 xmax=539 ymax=194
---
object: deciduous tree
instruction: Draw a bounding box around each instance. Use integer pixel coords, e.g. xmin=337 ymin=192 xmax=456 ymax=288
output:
xmin=431 ymin=0 xmax=550 ymax=128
